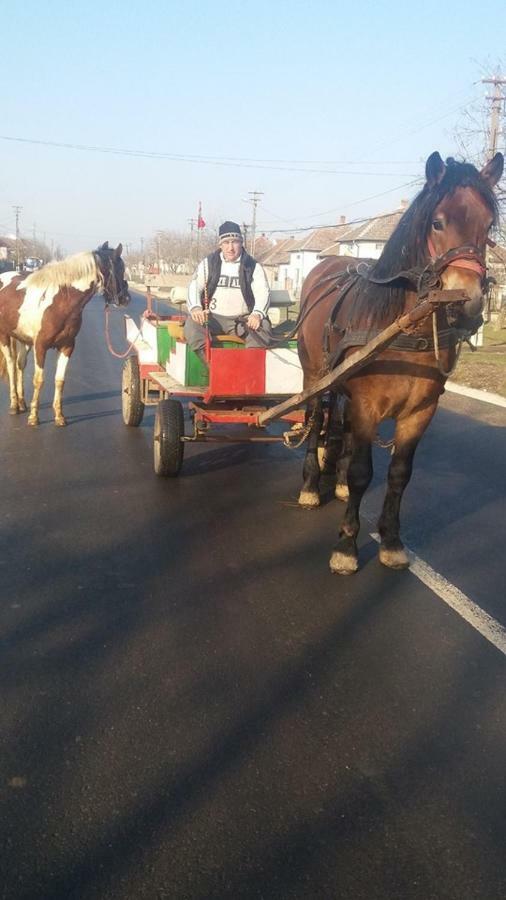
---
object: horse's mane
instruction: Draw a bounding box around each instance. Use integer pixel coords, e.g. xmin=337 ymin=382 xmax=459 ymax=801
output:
xmin=21 ymin=252 xmax=102 ymax=293
xmin=350 ymin=158 xmax=499 ymax=329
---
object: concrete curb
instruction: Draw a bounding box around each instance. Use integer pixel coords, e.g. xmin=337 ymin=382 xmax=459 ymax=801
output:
xmin=446 ymin=380 xmax=506 ymax=409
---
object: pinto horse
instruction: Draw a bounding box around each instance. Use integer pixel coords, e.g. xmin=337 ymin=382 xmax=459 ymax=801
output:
xmin=297 ymin=151 xmax=503 ymax=574
xmin=0 ymin=242 xmax=129 ymax=426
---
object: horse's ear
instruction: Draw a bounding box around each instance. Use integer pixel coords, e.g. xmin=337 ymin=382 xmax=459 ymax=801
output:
xmin=425 ymin=152 xmax=446 ymax=188
xmin=480 ymin=152 xmax=504 ymax=188
xmin=114 ymin=243 xmax=123 ymax=257
xmin=97 ymin=241 xmax=109 ymax=252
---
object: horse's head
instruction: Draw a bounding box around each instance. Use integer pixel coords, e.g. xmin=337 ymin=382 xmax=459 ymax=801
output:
xmin=424 ymin=151 xmax=503 ymax=329
xmin=95 ymin=242 xmax=131 ymax=307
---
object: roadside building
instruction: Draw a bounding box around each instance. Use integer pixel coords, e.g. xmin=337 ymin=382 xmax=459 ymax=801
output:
xmin=318 ymin=202 xmax=409 ymax=262
xmin=487 ymin=243 xmax=506 ymax=321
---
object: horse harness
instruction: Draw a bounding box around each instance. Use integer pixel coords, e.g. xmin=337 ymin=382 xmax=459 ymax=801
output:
xmin=318 ymin=243 xmax=488 ymax=376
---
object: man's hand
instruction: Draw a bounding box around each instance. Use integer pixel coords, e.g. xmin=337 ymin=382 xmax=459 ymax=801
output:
xmin=247 ymin=312 xmax=262 ymax=331
xmin=190 ymin=307 xmax=207 ymax=325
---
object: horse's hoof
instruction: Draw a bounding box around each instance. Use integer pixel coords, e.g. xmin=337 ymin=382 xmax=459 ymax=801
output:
xmin=329 ymin=549 xmax=358 ymax=575
xmin=9 ymin=407 xmax=19 ymax=416
xmin=335 ymin=483 xmax=349 ymax=502
xmin=298 ymin=490 xmax=320 ymax=508
xmin=54 ymin=417 xmax=67 ymax=427
xmin=18 ymin=402 xmax=27 ymax=413
xmin=27 ymin=416 xmax=39 ymax=427
xmin=379 ymin=545 xmax=410 ymax=569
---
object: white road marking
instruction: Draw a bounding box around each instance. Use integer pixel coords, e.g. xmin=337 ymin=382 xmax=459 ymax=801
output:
xmin=445 ymin=380 xmax=506 ymax=409
xmin=369 ymin=531 xmax=506 ymax=657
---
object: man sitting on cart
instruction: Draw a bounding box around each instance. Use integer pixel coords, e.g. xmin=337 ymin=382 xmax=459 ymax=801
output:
xmin=184 ymin=221 xmax=273 ymax=364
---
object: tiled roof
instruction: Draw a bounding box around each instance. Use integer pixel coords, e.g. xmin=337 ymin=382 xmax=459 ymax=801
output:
xmin=261 ymin=237 xmax=302 ymax=266
xmin=319 ymin=209 xmax=405 ymax=257
xmin=252 ymin=235 xmax=274 ymax=261
xmin=295 ymin=223 xmax=353 ymax=252
xmin=489 ymin=244 xmax=506 ymax=266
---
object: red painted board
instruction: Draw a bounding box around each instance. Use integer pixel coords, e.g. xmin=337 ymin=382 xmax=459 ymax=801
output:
xmin=209 ymin=349 xmax=266 ymax=396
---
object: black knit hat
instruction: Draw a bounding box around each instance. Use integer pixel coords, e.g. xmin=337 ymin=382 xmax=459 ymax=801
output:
xmin=218 ymin=221 xmax=243 ymax=242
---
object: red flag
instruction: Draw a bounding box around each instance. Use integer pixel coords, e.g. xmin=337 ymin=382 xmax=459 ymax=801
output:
xmin=197 ymin=201 xmax=206 ymax=230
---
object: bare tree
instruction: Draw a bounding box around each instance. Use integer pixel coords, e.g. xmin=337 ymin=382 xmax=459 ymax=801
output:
xmin=141 ymin=226 xmax=218 ymax=274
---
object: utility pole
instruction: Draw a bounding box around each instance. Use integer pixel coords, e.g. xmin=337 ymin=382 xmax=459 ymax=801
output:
xmin=242 ymin=222 xmax=249 ymax=252
xmin=188 ymin=218 xmax=197 ymax=268
xmin=243 ymin=191 xmax=263 ymax=256
xmin=481 ymin=74 xmax=506 ymax=332
xmin=13 ymin=205 xmax=22 ymax=270
xmin=482 ymin=73 xmax=506 ymax=158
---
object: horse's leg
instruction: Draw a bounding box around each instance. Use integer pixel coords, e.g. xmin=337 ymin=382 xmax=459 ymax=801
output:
xmin=335 ymin=398 xmax=352 ymax=502
xmin=1 ymin=339 xmax=20 ymax=414
xmin=53 ymin=348 xmax=72 ymax=426
xmin=298 ymin=396 xmax=324 ymax=508
xmin=15 ymin=341 xmax=29 ymax=413
xmin=318 ymin=392 xmax=345 ymax=496
xmin=329 ymin=410 xmax=375 ymax=574
xmin=28 ymin=340 xmax=47 ymax=426
xmin=377 ymin=405 xmax=437 ymax=569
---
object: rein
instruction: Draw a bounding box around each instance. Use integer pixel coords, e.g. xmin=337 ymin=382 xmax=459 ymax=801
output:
xmin=98 ymin=250 xmax=134 ymax=358
xmin=104 ymin=304 xmax=137 ymax=359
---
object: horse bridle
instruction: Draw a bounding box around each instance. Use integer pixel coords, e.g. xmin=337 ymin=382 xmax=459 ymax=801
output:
xmin=95 ymin=250 xmax=121 ymax=306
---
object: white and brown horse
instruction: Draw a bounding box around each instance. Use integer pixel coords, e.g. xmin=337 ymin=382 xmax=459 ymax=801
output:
xmin=0 ymin=242 xmax=129 ymax=425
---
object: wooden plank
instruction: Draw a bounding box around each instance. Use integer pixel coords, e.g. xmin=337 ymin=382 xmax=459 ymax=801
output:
xmin=148 ymin=371 xmax=206 ymax=396
xmin=257 ymin=299 xmax=437 ymax=426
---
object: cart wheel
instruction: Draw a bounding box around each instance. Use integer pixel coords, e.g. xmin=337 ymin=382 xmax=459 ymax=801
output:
xmin=122 ymin=356 xmax=145 ymax=426
xmin=154 ymin=398 xmax=184 ymax=476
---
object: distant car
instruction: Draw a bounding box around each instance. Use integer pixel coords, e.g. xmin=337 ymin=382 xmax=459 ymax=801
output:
xmin=23 ymin=257 xmax=44 ymax=272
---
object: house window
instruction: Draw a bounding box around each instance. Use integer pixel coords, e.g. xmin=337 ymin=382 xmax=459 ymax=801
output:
xmin=375 ymin=243 xmax=384 ymax=251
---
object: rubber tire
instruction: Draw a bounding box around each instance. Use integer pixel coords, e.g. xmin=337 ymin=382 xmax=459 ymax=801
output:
xmin=122 ymin=356 xmax=145 ymax=426
xmin=154 ymin=398 xmax=184 ymax=477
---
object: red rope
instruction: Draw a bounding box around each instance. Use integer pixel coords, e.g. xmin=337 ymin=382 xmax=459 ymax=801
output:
xmin=104 ymin=305 xmax=137 ymax=359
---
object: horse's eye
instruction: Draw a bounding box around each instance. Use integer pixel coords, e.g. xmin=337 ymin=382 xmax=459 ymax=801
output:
xmin=432 ymin=220 xmax=444 ymax=231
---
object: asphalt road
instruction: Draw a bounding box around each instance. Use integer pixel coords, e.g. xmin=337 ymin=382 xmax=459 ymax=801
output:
xmin=1 ymin=290 xmax=505 ymax=900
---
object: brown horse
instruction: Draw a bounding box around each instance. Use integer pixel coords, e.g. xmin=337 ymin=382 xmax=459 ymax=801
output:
xmin=298 ymin=151 xmax=504 ymax=574
xmin=0 ymin=242 xmax=130 ymax=425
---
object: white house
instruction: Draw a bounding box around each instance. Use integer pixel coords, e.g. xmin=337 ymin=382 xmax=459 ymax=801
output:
xmin=319 ymin=203 xmax=409 ymax=261
xmin=257 ymin=237 xmax=301 ymax=291
xmin=284 ymin=222 xmax=352 ymax=297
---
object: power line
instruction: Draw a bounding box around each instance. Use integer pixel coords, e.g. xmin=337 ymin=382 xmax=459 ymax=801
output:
xmin=0 ymin=134 xmax=417 ymax=177
xmin=257 ymin=178 xmax=422 ymax=233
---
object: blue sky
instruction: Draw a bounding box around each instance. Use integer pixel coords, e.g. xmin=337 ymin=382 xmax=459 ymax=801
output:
xmin=1 ymin=0 xmax=504 ymax=253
